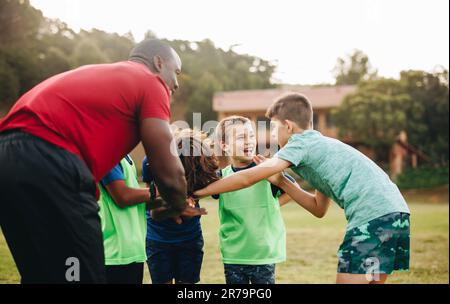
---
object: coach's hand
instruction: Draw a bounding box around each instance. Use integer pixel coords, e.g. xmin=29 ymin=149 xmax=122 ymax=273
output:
xmin=147 ymin=197 xmax=166 ymax=210
xmin=173 ymin=197 xmax=207 ymax=224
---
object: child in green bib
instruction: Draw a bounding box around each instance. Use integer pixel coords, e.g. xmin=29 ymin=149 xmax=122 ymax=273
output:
xmin=212 ymin=116 xmax=296 ymax=284
xmin=98 ymin=155 xmax=150 ymax=284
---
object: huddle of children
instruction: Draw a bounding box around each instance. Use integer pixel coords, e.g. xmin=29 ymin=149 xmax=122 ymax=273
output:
xmin=98 ymin=92 xmax=410 ymax=284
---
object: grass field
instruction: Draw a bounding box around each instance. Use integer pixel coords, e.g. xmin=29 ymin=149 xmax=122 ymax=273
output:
xmin=1 ymin=187 xmax=448 ymax=284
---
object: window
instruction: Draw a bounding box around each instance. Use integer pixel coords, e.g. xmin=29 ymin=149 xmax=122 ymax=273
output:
xmin=313 ymin=113 xmax=319 ymax=130
xmin=326 ymin=112 xmax=334 ymax=128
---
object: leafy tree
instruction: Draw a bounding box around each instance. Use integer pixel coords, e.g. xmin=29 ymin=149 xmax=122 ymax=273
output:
xmin=75 ymin=29 xmax=134 ymax=63
xmin=186 ymin=72 xmax=223 ymax=124
xmin=0 ymin=0 xmax=43 ymax=46
xmin=167 ymin=39 xmax=276 ymax=124
xmin=39 ymin=47 xmax=71 ymax=79
xmin=0 ymin=57 xmax=20 ymax=107
xmin=70 ymin=35 xmax=110 ymax=67
xmin=333 ymin=78 xmax=413 ymax=157
xmin=333 ymin=49 xmax=377 ymax=85
xmin=399 ymin=69 xmax=449 ymax=164
xmin=333 ymin=70 xmax=449 ymax=165
xmin=0 ymin=1 xmax=276 ymax=122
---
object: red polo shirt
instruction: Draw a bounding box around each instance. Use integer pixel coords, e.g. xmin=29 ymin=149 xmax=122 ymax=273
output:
xmin=0 ymin=61 xmax=171 ymax=183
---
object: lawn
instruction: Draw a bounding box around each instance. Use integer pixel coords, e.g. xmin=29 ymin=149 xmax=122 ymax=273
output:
xmin=0 ymin=187 xmax=448 ymax=284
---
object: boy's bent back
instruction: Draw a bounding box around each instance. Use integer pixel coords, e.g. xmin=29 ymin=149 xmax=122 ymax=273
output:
xmin=276 ymin=129 xmax=410 ymax=231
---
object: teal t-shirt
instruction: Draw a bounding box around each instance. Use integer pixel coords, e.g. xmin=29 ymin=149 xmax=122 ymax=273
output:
xmin=276 ymin=130 xmax=410 ymax=230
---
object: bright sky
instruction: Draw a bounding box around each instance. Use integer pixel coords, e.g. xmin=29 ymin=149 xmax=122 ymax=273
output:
xmin=30 ymin=0 xmax=449 ymax=84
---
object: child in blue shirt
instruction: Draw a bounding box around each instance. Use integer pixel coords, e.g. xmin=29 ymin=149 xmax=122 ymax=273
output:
xmin=144 ymin=129 xmax=219 ymax=284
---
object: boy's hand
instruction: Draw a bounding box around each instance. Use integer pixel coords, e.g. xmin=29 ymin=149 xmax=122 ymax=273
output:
xmin=253 ymin=155 xmax=284 ymax=186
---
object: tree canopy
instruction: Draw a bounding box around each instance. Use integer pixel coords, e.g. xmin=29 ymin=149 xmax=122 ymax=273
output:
xmin=0 ymin=0 xmax=276 ymax=121
xmin=333 ymin=49 xmax=377 ymax=85
xmin=333 ymin=69 xmax=449 ymax=164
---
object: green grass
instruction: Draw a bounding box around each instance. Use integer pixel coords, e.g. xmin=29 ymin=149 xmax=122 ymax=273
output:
xmin=1 ymin=187 xmax=448 ymax=284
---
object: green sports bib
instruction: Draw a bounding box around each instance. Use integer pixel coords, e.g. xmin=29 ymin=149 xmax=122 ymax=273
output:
xmin=218 ymin=165 xmax=286 ymax=265
xmin=98 ymin=157 xmax=147 ymax=265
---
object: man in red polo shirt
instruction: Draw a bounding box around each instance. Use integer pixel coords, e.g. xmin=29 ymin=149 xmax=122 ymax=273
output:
xmin=0 ymin=39 xmax=190 ymax=283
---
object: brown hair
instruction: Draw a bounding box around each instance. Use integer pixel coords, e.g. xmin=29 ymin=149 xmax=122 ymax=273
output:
xmin=174 ymin=129 xmax=219 ymax=196
xmin=214 ymin=115 xmax=252 ymax=157
xmin=265 ymin=93 xmax=313 ymax=129
xmin=215 ymin=115 xmax=252 ymax=144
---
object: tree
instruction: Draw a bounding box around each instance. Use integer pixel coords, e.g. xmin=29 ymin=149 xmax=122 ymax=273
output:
xmin=39 ymin=47 xmax=71 ymax=79
xmin=333 ymin=78 xmax=414 ymax=158
xmin=0 ymin=0 xmax=43 ymax=110
xmin=0 ymin=57 xmax=20 ymax=108
xmin=185 ymin=72 xmax=223 ymax=124
xmin=167 ymin=39 xmax=276 ymax=124
xmin=0 ymin=1 xmax=277 ymax=121
xmin=77 ymin=29 xmax=134 ymax=63
xmin=399 ymin=70 xmax=449 ymax=164
xmin=333 ymin=49 xmax=377 ymax=85
xmin=0 ymin=1 xmax=76 ymax=110
xmin=70 ymin=36 xmax=110 ymax=67
xmin=0 ymin=0 xmax=43 ymax=47
xmin=333 ymin=70 xmax=449 ymax=165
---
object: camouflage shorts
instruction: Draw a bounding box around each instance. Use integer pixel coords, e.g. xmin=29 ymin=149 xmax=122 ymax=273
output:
xmin=337 ymin=212 xmax=410 ymax=275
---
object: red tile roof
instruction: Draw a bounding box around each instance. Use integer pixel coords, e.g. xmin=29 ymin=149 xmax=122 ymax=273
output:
xmin=213 ymin=85 xmax=356 ymax=112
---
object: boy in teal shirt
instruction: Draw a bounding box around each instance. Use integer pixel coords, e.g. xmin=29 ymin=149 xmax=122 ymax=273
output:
xmin=213 ymin=116 xmax=295 ymax=284
xmin=195 ymin=94 xmax=410 ymax=284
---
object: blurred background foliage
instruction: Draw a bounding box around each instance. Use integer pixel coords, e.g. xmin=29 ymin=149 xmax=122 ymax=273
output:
xmin=1 ymin=0 xmax=448 ymax=173
xmin=0 ymin=0 xmax=276 ymax=124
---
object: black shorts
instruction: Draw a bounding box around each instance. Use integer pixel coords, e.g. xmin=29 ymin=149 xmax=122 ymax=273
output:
xmin=146 ymin=236 xmax=204 ymax=284
xmin=105 ymin=262 xmax=144 ymax=284
xmin=0 ymin=130 xmax=106 ymax=283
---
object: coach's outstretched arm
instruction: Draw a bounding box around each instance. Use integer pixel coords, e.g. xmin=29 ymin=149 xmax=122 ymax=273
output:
xmin=140 ymin=118 xmax=187 ymax=220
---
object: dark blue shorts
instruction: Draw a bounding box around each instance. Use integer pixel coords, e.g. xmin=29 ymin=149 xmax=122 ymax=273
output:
xmin=146 ymin=236 xmax=204 ymax=284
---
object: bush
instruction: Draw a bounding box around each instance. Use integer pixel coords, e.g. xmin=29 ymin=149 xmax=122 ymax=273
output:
xmin=396 ymin=166 xmax=449 ymax=189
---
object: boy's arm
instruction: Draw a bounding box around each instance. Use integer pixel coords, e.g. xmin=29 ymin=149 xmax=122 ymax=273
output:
xmin=276 ymin=176 xmax=331 ymax=218
xmin=105 ymin=181 xmax=149 ymax=208
xmin=193 ymin=157 xmax=292 ymax=198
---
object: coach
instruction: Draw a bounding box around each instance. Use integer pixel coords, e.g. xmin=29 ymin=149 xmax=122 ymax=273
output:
xmin=0 ymin=39 xmax=187 ymax=283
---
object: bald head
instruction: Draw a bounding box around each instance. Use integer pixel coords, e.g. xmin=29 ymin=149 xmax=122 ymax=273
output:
xmin=129 ymin=39 xmax=182 ymax=93
xmin=129 ymin=39 xmax=173 ymax=70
